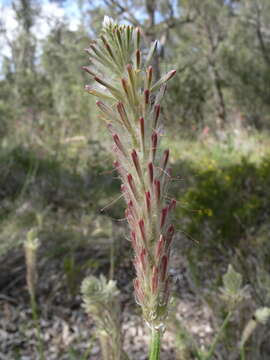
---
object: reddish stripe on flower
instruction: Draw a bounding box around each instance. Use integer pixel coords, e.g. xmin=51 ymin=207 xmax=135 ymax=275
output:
xmin=160 ymin=207 xmax=169 ymax=228
xmin=154 ymin=179 xmax=161 ymax=202
xmin=165 ymin=224 xmax=175 ymax=248
xmin=131 ymin=149 xmax=143 ymax=180
xmin=127 ymin=173 xmax=138 ymax=199
xmin=82 ymin=66 xmax=96 ymax=76
xmin=145 ymin=191 xmax=151 ymax=214
xmin=140 ymin=248 xmax=147 ymax=270
xmin=167 ymin=69 xmax=177 ymax=80
xmin=131 ymin=231 xmax=137 ymax=250
xmin=163 ymin=278 xmax=170 ymax=305
xmin=147 ymin=66 xmax=153 ymax=88
xmin=162 ymin=149 xmax=170 ymax=170
xmin=136 ymin=49 xmax=141 ymax=68
xmin=167 ymin=224 xmax=175 ymax=237
xmin=125 ymin=208 xmax=132 ymax=225
xmin=140 ymin=117 xmax=145 ymax=146
xmin=134 ymin=278 xmax=145 ymax=305
xmin=134 ymin=278 xmax=139 ymax=289
xmin=128 ymin=200 xmax=136 ymax=219
xmin=114 ymin=160 xmax=126 ymax=178
xmin=160 ymin=255 xmax=168 ymax=281
xmin=117 ymin=102 xmax=132 ymax=131
xmin=151 ymin=266 xmax=159 ymax=294
xmin=148 ymin=162 xmax=154 ymax=185
xmin=168 ymin=199 xmax=177 ymax=212
xmin=154 ymin=104 xmax=160 ymax=128
xmin=113 ymin=160 xmax=121 ymax=175
xmin=139 ymin=219 xmax=146 ymax=244
xmin=156 ymin=235 xmax=165 ymax=258
xmin=113 ymin=133 xmax=127 ymax=157
xmin=151 ymin=131 xmax=158 ymax=160
xmin=121 ymin=78 xmax=128 ymax=94
xmin=144 ymin=89 xmax=150 ymax=105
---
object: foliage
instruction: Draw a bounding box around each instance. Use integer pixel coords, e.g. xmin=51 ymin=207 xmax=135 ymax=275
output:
xmin=179 ymin=155 xmax=270 ymax=247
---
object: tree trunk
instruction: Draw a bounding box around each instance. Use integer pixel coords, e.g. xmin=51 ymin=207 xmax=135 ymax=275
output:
xmin=209 ymin=60 xmax=227 ymax=129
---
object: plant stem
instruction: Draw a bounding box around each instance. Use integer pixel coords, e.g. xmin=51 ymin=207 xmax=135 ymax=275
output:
xmin=30 ymin=294 xmax=44 ymax=360
xmin=204 ymin=311 xmax=232 ymax=360
xmin=240 ymin=346 xmax=246 ymax=360
xmin=149 ymin=328 xmax=161 ymax=360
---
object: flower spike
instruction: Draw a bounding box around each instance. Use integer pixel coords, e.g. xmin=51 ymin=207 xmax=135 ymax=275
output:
xmin=83 ymin=19 xmax=176 ymax=333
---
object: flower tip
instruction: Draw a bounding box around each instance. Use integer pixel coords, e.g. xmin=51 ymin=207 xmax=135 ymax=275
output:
xmin=167 ymin=224 xmax=175 ymax=236
xmin=127 ymin=173 xmax=132 ymax=180
xmin=82 ymin=66 xmax=96 ymax=76
xmin=102 ymin=15 xmax=115 ymax=28
xmin=169 ymin=199 xmax=177 ymax=211
xmin=169 ymin=70 xmax=177 ymax=78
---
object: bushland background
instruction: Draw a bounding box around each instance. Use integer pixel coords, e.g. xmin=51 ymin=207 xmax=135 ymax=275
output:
xmin=0 ymin=0 xmax=270 ymax=359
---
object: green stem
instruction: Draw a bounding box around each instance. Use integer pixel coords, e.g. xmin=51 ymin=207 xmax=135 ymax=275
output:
xmin=240 ymin=346 xmax=246 ymax=360
xmin=149 ymin=328 xmax=161 ymax=360
xmin=204 ymin=311 xmax=232 ymax=360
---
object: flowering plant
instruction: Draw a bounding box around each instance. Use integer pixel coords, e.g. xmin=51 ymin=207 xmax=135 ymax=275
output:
xmin=83 ymin=16 xmax=176 ymax=359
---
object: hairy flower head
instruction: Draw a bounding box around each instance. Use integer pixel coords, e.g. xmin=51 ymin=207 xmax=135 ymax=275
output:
xmin=83 ymin=19 xmax=176 ymax=330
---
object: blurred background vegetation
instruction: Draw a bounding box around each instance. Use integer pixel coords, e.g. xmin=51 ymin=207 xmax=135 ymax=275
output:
xmin=0 ymin=0 xmax=270 ymax=359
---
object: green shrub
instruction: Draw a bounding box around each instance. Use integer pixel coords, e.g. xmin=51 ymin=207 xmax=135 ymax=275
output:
xmin=178 ymin=156 xmax=270 ymax=247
